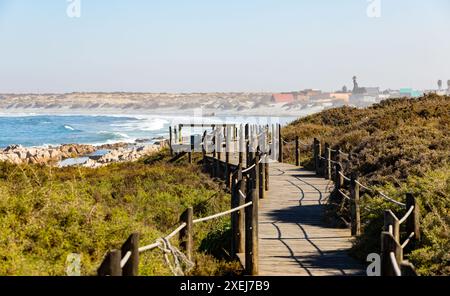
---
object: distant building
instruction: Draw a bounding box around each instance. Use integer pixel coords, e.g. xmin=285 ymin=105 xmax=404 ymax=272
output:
xmin=271 ymin=93 xmax=295 ymax=103
xmin=349 ymin=76 xmax=381 ymax=106
xmin=330 ymin=92 xmax=351 ymax=104
xmin=300 ymin=89 xmax=322 ymax=96
xmin=399 ymin=88 xmax=422 ymax=98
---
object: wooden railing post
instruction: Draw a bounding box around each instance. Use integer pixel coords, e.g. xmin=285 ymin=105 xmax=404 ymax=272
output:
xmin=278 ymin=124 xmax=283 ymax=163
xmin=231 ymin=173 xmax=238 ymax=257
xmin=239 ymin=125 xmax=244 ymax=167
xmin=232 ymin=169 xmax=246 ymax=257
xmin=188 ymin=135 xmax=194 ymax=164
xmin=350 ymin=172 xmax=361 ymax=236
xmin=264 ymin=156 xmax=269 ymax=191
xmin=245 ymin=140 xmax=250 ymax=168
xmin=334 ymin=162 xmax=343 ymax=201
xmin=169 ymin=126 xmax=173 ymax=156
xmin=384 ymin=210 xmax=400 ymax=243
xmin=238 ymin=175 xmax=246 ymax=254
xmin=405 ymin=193 xmax=420 ymax=250
xmin=259 ymin=152 xmax=265 ymax=199
xmin=98 ymin=249 xmax=122 ymax=276
xmin=254 ymin=151 xmax=260 ymax=200
xmin=225 ymin=126 xmax=231 ymax=188
xmin=174 ymin=127 xmax=178 ymax=145
xmin=313 ymin=138 xmax=320 ymax=175
xmin=202 ymin=131 xmax=207 ymax=168
xmin=245 ymin=181 xmax=259 ymax=275
xmin=216 ymin=131 xmax=222 ymax=178
xmin=121 ymin=233 xmax=140 ymax=276
xmin=324 ymin=143 xmax=331 ymax=179
xmin=381 ymin=232 xmax=403 ymax=276
xmin=180 ymin=207 xmax=193 ymax=261
xmin=295 ymin=136 xmax=300 ymax=166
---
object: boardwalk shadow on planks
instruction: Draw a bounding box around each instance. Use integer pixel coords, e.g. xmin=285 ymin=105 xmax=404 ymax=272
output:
xmin=262 ymin=251 xmax=366 ymax=276
xmin=264 ymin=204 xmax=331 ymax=226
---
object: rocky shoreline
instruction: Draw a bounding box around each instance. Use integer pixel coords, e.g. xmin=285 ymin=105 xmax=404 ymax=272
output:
xmin=0 ymin=139 xmax=168 ymax=167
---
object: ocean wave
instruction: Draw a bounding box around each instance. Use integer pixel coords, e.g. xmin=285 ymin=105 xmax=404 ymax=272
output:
xmin=64 ymin=125 xmax=75 ymax=131
xmin=110 ymin=118 xmax=169 ymax=131
xmin=97 ymin=131 xmax=130 ymax=139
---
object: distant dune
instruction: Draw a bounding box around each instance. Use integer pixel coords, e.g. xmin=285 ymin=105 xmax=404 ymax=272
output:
xmin=0 ymin=92 xmax=337 ymax=117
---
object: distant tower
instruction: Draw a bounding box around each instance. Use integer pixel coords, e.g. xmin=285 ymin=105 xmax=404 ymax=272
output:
xmin=352 ymin=76 xmax=359 ymax=93
xmin=437 ymin=79 xmax=442 ymax=90
xmin=342 ymin=85 xmax=348 ymax=93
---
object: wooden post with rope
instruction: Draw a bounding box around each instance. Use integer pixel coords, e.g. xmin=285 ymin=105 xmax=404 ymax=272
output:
xmin=334 ymin=162 xmax=343 ymax=201
xmin=381 ymin=232 xmax=403 ymax=276
xmin=278 ymin=124 xmax=283 ymax=163
xmin=121 ymin=233 xmax=140 ymax=276
xmin=324 ymin=143 xmax=331 ymax=179
xmin=225 ymin=126 xmax=231 ymax=188
xmin=313 ymin=138 xmax=320 ymax=175
xmin=188 ymin=135 xmax=194 ymax=164
xmin=350 ymin=173 xmax=361 ymax=236
xmin=202 ymin=131 xmax=207 ymax=169
xmin=180 ymin=207 xmax=193 ymax=261
xmin=98 ymin=249 xmax=122 ymax=276
xmin=238 ymin=173 xmax=246 ymax=254
xmin=405 ymin=193 xmax=420 ymax=251
xmin=259 ymin=153 xmax=265 ymax=199
xmin=169 ymin=126 xmax=173 ymax=156
xmin=245 ymin=173 xmax=259 ymax=275
xmin=384 ymin=210 xmax=400 ymax=242
xmin=295 ymin=136 xmax=300 ymax=166
xmin=231 ymin=167 xmax=245 ymax=257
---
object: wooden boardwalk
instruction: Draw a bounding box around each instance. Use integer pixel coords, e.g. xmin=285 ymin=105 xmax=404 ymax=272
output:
xmin=257 ymin=161 xmax=364 ymax=276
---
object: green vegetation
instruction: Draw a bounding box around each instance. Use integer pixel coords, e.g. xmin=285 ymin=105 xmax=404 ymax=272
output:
xmin=0 ymin=150 xmax=241 ymax=275
xmin=282 ymin=94 xmax=449 ymax=275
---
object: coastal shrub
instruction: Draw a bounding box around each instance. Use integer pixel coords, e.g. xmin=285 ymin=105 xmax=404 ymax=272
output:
xmin=0 ymin=152 xmax=241 ymax=275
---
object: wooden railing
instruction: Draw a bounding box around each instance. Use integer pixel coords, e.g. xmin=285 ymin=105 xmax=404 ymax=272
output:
xmin=283 ymin=137 xmax=421 ymax=276
xmin=97 ymin=123 xmax=275 ymax=276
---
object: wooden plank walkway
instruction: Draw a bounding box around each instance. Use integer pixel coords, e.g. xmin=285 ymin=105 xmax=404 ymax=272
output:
xmin=257 ymin=161 xmax=364 ymax=276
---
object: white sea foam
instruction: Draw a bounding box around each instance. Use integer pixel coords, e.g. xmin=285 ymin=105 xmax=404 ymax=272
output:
xmin=111 ymin=117 xmax=169 ymax=132
xmin=64 ymin=125 xmax=75 ymax=131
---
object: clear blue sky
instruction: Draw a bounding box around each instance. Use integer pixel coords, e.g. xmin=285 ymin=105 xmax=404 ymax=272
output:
xmin=0 ymin=0 xmax=449 ymax=93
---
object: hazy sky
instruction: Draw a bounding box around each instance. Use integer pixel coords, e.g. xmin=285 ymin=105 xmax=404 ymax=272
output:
xmin=0 ymin=0 xmax=449 ymax=93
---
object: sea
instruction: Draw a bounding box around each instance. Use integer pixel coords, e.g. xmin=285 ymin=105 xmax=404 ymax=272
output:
xmin=0 ymin=114 xmax=297 ymax=148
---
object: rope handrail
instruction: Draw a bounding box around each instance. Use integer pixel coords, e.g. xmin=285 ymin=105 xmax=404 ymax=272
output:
xmin=339 ymin=151 xmax=350 ymax=157
xmin=399 ymin=206 xmax=414 ymax=224
xmin=282 ymin=138 xmax=311 ymax=147
xmin=192 ymin=201 xmax=253 ymax=224
xmin=120 ymin=251 xmax=132 ymax=268
xmin=327 ymin=147 xmax=337 ymax=153
xmin=138 ymin=241 xmax=160 ymax=253
xmin=338 ymin=189 xmax=351 ymax=201
xmin=401 ymin=232 xmax=415 ymax=249
xmin=355 ymin=180 xmax=372 ymax=192
xmin=242 ymin=164 xmax=256 ymax=173
xmin=354 ymin=180 xmax=406 ymax=207
xmin=390 ymin=252 xmax=402 ymax=276
xmin=378 ymin=191 xmax=406 ymax=207
xmin=338 ymin=171 xmax=351 ymax=182
xmin=138 ymin=222 xmax=187 ymax=253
